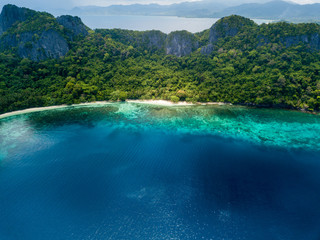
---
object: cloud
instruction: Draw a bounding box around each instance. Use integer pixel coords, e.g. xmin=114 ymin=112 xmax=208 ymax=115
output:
xmin=291 ymin=0 xmax=320 ymax=3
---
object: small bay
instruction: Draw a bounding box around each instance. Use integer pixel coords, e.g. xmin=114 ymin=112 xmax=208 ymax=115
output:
xmin=0 ymin=103 xmax=319 ymax=240
xmin=78 ymin=15 xmax=273 ymax=33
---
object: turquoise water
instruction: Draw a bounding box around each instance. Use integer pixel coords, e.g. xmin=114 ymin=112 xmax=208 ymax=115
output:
xmin=0 ymin=103 xmax=320 ymax=239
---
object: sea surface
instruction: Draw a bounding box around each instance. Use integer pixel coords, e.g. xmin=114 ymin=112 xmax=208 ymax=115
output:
xmin=0 ymin=103 xmax=320 ymax=240
xmin=78 ymin=15 xmax=273 ymax=33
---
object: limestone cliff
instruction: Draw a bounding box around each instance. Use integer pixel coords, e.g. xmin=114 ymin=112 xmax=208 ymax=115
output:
xmin=0 ymin=4 xmax=89 ymax=61
xmin=283 ymin=34 xmax=320 ymax=50
xmin=165 ymin=31 xmax=198 ymax=57
xmin=99 ymin=29 xmax=197 ymax=57
xmin=141 ymin=30 xmax=166 ymax=51
xmin=1 ymin=30 xmax=69 ymax=61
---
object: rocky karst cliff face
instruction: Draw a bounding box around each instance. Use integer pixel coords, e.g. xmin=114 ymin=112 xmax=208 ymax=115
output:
xmin=200 ymin=44 xmax=214 ymax=55
xmin=1 ymin=30 xmax=69 ymax=61
xmin=0 ymin=4 xmax=89 ymax=61
xmin=101 ymin=29 xmax=198 ymax=57
xmin=258 ymin=31 xmax=320 ymax=51
xmin=165 ymin=31 xmax=198 ymax=57
xmin=283 ymin=34 xmax=320 ymax=50
xmin=139 ymin=30 xmax=198 ymax=56
xmin=141 ymin=30 xmax=166 ymax=51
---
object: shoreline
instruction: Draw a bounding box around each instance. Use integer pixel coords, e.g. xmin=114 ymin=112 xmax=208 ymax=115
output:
xmin=0 ymin=100 xmax=198 ymax=120
xmin=0 ymin=105 xmax=69 ymax=120
xmin=1 ymin=99 xmax=315 ymax=120
xmin=127 ymin=99 xmax=230 ymax=106
xmin=0 ymin=101 xmax=111 ymax=120
xmin=126 ymin=100 xmax=194 ymax=106
xmin=0 ymin=100 xmax=231 ymax=120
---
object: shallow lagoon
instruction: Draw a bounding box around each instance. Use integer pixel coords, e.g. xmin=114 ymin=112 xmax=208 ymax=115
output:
xmin=0 ymin=103 xmax=320 ymax=240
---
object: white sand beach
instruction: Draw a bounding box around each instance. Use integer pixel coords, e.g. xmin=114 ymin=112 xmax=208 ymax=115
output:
xmin=0 ymin=100 xmax=231 ymax=120
xmin=0 ymin=101 xmax=111 ymax=120
xmin=126 ymin=99 xmax=194 ymax=106
xmin=0 ymin=105 xmax=69 ymax=119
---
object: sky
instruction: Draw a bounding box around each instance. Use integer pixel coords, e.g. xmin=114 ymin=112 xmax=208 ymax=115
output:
xmin=1 ymin=0 xmax=320 ymax=11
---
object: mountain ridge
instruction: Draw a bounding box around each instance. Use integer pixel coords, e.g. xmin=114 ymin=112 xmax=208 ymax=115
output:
xmin=2 ymin=5 xmax=320 ymax=60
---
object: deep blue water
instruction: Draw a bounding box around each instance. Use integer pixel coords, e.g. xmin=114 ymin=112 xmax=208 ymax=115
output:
xmin=0 ymin=103 xmax=320 ymax=240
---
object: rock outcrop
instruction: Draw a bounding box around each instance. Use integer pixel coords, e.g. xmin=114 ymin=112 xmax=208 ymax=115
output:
xmin=141 ymin=30 xmax=166 ymax=51
xmin=257 ymin=32 xmax=320 ymax=50
xmin=1 ymin=30 xmax=69 ymax=61
xmin=283 ymin=34 xmax=320 ymax=50
xmin=56 ymin=15 xmax=89 ymax=39
xmin=200 ymin=43 xmax=214 ymax=55
xmin=165 ymin=31 xmax=198 ymax=57
xmin=103 ymin=29 xmax=198 ymax=57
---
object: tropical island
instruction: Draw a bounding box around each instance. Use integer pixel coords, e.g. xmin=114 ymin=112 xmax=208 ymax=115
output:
xmin=0 ymin=4 xmax=320 ymax=114
xmin=1 ymin=4 xmax=320 ymax=240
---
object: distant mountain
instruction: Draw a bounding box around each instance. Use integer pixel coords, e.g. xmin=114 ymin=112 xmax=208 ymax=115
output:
xmin=69 ymin=1 xmax=228 ymax=18
xmin=68 ymin=0 xmax=320 ymax=22
xmin=212 ymin=0 xmax=320 ymax=21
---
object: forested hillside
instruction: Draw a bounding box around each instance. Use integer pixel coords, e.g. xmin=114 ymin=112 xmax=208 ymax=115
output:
xmin=0 ymin=5 xmax=320 ymax=114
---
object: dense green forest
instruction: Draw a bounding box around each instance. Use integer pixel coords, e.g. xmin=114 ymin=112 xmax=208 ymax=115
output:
xmin=0 ymin=7 xmax=320 ymax=113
